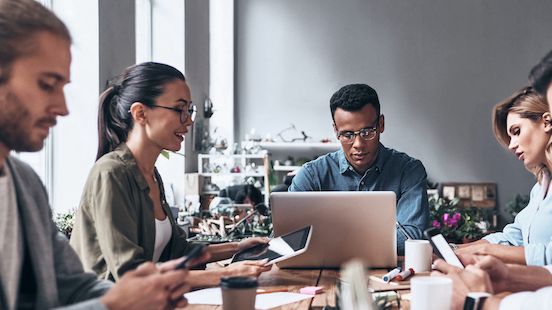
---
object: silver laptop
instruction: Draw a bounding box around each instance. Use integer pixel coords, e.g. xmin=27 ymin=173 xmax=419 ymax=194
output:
xmin=270 ymin=191 xmax=397 ymax=269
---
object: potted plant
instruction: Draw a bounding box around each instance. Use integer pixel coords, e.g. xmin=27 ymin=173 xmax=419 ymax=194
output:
xmin=54 ymin=209 xmax=76 ymax=239
xmin=429 ymin=196 xmax=489 ymax=243
xmin=506 ymin=194 xmax=530 ymax=219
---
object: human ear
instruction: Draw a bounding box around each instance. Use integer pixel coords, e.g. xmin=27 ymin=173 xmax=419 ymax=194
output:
xmin=379 ymin=114 xmax=385 ymax=133
xmin=332 ymin=123 xmax=339 ymax=136
xmin=543 ymin=112 xmax=552 ymax=133
xmin=129 ymin=102 xmax=147 ymax=125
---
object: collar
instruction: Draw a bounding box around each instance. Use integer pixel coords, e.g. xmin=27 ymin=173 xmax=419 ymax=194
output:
xmin=338 ymin=142 xmax=390 ymax=175
xmin=113 ymin=143 xmax=149 ymax=191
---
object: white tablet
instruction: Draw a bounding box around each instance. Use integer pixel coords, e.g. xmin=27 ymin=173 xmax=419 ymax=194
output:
xmin=231 ymin=225 xmax=312 ymax=264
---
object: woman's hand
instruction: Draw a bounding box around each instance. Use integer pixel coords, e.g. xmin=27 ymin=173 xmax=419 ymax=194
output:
xmin=455 ymin=244 xmax=526 ymax=265
xmin=224 ymin=260 xmax=272 ymax=278
xmin=238 ymin=237 xmax=270 ymax=252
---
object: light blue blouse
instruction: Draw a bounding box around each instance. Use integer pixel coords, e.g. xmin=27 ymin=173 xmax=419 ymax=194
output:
xmin=484 ymin=180 xmax=552 ymax=266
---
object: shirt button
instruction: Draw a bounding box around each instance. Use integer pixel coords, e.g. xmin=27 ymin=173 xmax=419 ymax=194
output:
xmin=360 ymin=181 xmax=365 ymax=186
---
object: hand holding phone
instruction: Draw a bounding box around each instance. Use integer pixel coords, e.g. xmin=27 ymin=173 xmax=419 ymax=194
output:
xmin=424 ymin=227 xmax=464 ymax=269
xmin=175 ymin=243 xmax=208 ymax=270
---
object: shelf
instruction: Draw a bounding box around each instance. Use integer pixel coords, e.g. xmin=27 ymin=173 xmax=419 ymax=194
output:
xmin=201 ymin=191 xmax=219 ymax=195
xmin=256 ymin=142 xmax=340 ymax=151
xmin=198 ymin=154 xmax=267 ymax=159
xmin=199 ymin=173 xmax=265 ymax=177
xmin=273 ymin=165 xmax=301 ymax=172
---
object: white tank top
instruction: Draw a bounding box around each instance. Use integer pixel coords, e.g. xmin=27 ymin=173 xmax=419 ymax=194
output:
xmin=153 ymin=217 xmax=172 ymax=262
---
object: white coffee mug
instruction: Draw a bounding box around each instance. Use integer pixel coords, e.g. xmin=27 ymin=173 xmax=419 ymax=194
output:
xmin=404 ymin=239 xmax=432 ymax=272
xmin=411 ymin=276 xmax=452 ymax=310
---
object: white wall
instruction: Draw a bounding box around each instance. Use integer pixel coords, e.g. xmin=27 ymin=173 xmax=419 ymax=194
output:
xmin=150 ymin=0 xmax=187 ymax=206
xmin=235 ymin=0 xmax=552 ymax=221
xmin=52 ymin=0 xmax=99 ymax=212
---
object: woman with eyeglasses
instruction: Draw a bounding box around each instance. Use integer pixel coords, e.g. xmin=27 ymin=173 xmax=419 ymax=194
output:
xmin=456 ymin=87 xmax=552 ymax=266
xmin=70 ymin=62 xmax=271 ymax=286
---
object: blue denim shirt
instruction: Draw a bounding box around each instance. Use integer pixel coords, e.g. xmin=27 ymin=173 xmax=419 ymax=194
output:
xmin=289 ymin=143 xmax=429 ymax=254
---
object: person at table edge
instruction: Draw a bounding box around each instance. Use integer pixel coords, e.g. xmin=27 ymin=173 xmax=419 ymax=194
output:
xmin=289 ymin=83 xmax=429 ymax=254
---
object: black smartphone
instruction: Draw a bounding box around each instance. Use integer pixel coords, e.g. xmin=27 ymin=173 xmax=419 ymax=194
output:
xmin=175 ymin=243 xmax=208 ymax=270
xmin=424 ymin=227 xmax=464 ymax=268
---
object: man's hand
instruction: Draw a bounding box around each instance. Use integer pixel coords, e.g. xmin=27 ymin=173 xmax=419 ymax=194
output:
xmin=237 ymin=237 xmax=270 ymax=252
xmin=432 ymin=259 xmax=494 ymax=310
xmin=471 ymin=255 xmax=510 ymax=293
xmin=100 ymin=262 xmax=190 ymax=310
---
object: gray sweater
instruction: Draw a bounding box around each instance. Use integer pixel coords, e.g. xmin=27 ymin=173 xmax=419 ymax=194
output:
xmin=1 ymin=156 xmax=113 ymax=310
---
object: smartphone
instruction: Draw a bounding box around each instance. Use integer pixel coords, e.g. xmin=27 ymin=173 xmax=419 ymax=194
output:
xmin=175 ymin=243 xmax=208 ymax=270
xmin=424 ymin=227 xmax=464 ymax=268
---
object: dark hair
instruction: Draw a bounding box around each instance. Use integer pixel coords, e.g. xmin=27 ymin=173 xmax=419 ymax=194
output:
xmin=96 ymin=62 xmax=186 ymax=160
xmin=530 ymin=50 xmax=552 ymax=96
xmin=330 ymin=84 xmax=380 ymax=121
xmin=0 ymin=0 xmax=71 ymax=84
xmin=234 ymin=185 xmax=263 ymax=206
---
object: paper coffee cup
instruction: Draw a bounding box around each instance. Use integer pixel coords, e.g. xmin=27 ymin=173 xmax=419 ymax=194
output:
xmin=220 ymin=276 xmax=258 ymax=310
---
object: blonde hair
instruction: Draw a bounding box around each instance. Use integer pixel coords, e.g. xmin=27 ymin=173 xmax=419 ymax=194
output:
xmin=492 ymin=86 xmax=549 ymax=180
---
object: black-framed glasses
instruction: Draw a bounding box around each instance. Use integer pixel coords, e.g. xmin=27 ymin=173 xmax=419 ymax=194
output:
xmin=149 ymin=104 xmax=196 ymax=123
xmin=336 ymin=116 xmax=380 ymax=144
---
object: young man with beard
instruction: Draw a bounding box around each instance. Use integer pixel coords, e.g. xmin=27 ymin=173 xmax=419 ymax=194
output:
xmin=0 ymin=0 xmax=191 ymax=309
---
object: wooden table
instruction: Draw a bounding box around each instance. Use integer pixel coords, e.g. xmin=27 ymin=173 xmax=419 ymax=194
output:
xmin=184 ymin=266 xmax=413 ymax=309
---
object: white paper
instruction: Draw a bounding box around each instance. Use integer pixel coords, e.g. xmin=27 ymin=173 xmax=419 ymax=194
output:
xmin=184 ymin=287 xmax=314 ymax=309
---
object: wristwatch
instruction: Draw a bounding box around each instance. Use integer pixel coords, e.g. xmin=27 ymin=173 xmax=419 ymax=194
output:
xmin=463 ymin=292 xmax=491 ymax=310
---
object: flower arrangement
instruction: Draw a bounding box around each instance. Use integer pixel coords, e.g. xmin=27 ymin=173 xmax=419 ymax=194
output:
xmin=429 ymin=196 xmax=489 ymax=243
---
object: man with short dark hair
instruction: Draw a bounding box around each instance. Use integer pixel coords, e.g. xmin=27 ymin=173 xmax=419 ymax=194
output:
xmin=0 ymin=0 xmax=190 ymax=309
xmin=289 ymin=84 xmax=429 ymax=254
xmin=530 ymin=50 xmax=552 ymax=106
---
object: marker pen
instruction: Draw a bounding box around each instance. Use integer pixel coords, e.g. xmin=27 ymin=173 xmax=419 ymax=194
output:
xmin=393 ymin=268 xmax=415 ymax=281
xmin=382 ymin=267 xmax=401 ymax=282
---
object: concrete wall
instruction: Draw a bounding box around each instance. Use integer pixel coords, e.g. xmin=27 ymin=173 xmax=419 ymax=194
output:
xmin=235 ymin=0 xmax=552 ymax=222
xmin=185 ymin=0 xmax=210 ymax=172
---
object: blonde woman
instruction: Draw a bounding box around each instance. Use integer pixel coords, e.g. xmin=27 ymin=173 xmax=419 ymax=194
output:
xmin=457 ymin=87 xmax=552 ymax=266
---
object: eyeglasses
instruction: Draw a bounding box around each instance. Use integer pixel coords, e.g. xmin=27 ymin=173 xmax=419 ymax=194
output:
xmin=336 ymin=117 xmax=380 ymax=144
xmin=149 ymin=104 xmax=196 ymax=123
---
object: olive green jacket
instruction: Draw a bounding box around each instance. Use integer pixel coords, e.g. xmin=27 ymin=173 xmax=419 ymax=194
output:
xmin=70 ymin=144 xmax=190 ymax=281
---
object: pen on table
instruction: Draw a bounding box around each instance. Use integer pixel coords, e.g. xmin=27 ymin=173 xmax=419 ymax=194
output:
xmin=256 ymin=288 xmax=288 ymax=294
xmin=382 ymin=267 xmax=401 ymax=283
xmin=396 ymin=221 xmax=413 ymax=240
xmin=393 ymin=268 xmax=415 ymax=281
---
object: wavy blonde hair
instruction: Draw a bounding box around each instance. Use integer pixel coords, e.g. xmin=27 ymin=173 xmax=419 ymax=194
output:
xmin=492 ymin=86 xmax=550 ymax=181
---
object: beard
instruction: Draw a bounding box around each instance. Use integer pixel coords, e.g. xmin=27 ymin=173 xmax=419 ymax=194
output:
xmin=0 ymin=90 xmax=48 ymax=152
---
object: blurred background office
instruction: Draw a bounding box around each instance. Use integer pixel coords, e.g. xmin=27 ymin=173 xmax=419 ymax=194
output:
xmin=19 ymin=0 xmax=552 ymax=230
